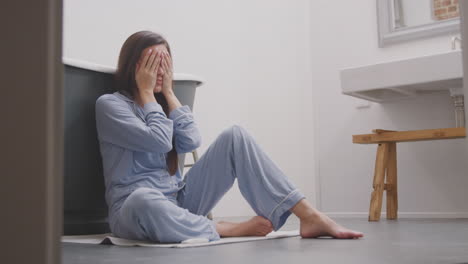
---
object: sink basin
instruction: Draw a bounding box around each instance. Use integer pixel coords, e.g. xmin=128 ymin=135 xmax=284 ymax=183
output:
xmin=340 ymin=50 xmax=462 ymax=102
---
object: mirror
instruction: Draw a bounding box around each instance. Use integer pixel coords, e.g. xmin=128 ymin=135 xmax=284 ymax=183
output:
xmin=377 ymin=0 xmax=460 ymax=47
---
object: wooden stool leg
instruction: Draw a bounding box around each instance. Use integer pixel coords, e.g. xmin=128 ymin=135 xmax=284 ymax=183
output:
xmin=369 ymin=143 xmax=390 ymax=221
xmin=386 ymin=142 xmax=398 ymax=219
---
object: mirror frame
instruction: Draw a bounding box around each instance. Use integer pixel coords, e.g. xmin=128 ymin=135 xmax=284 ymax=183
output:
xmin=377 ymin=0 xmax=460 ymax=47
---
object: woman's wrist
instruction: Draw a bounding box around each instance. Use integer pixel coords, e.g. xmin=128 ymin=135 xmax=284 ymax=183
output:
xmin=164 ymin=90 xmax=182 ymax=112
xmin=137 ymin=91 xmax=157 ymax=107
xmin=162 ymin=89 xmax=174 ymax=97
xmin=162 ymin=80 xmax=174 ymax=97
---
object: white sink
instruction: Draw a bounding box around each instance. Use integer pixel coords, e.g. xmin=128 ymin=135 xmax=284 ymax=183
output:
xmin=340 ymin=50 xmax=462 ymax=102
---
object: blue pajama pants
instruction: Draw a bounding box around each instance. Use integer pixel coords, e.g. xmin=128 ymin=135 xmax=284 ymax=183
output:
xmin=112 ymin=125 xmax=305 ymax=243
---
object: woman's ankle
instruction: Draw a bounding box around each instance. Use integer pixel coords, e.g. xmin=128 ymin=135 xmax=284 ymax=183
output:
xmin=290 ymin=199 xmax=321 ymax=221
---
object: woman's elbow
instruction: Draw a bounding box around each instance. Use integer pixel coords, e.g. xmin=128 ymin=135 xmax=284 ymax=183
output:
xmin=177 ymin=136 xmax=202 ymax=153
xmin=148 ymin=135 xmax=173 ymax=153
xmin=192 ymin=134 xmax=202 ymax=149
xmin=161 ymin=141 xmax=174 ymax=153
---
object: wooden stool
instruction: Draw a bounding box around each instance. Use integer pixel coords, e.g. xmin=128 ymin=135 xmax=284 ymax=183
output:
xmin=353 ymin=127 xmax=466 ymax=222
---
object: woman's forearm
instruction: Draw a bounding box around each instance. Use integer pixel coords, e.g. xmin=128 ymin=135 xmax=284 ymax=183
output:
xmin=137 ymin=91 xmax=157 ymax=107
xmin=164 ymin=88 xmax=182 ymax=113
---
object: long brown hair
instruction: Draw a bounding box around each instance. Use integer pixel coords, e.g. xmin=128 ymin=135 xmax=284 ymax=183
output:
xmin=114 ymin=31 xmax=178 ymax=176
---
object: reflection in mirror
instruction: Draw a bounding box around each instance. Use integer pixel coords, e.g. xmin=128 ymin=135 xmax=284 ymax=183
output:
xmin=377 ymin=0 xmax=460 ymax=47
xmin=395 ymin=0 xmax=459 ymax=29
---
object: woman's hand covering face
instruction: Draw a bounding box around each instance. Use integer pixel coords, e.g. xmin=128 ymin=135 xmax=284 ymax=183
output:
xmin=160 ymin=51 xmax=174 ymax=95
xmin=135 ymin=48 xmax=162 ymax=94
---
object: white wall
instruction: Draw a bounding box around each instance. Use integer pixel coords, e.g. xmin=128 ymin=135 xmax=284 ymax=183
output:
xmin=65 ymin=0 xmax=468 ymax=219
xmin=310 ymin=0 xmax=468 ymax=217
xmin=63 ymin=0 xmax=315 ymax=217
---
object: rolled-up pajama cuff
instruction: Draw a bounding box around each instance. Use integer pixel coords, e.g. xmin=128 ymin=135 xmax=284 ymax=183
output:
xmin=268 ymin=189 xmax=305 ymax=231
xmin=208 ymin=219 xmax=221 ymax=241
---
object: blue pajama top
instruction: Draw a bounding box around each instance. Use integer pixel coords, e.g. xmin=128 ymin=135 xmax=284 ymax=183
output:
xmin=95 ymin=91 xmax=201 ymax=229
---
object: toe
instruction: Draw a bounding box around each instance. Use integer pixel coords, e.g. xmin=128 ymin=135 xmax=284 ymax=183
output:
xmin=354 ymin=232 xmax=364 ymax=238
xmin=339 ymin=230 xmax=363 ymax=239
xmin=265 ymin=220 xmax=273 ymax=228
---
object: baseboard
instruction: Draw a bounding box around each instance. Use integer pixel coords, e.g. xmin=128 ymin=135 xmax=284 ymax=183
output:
xmin=213 ymin=212 xmax=468 ymax=221
xmin=323 ymin=212 xmax=468 ymax=218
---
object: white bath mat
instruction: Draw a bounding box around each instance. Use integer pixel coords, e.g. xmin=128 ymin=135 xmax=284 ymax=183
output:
xmin=61 ymin=230 xmax=300 ymax=248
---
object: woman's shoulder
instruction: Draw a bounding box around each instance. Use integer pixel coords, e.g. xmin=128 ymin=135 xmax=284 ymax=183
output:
xmin=95 ymin=92 xmax=133 ymax=114
xmin=96 ymin=92 xmax=131 ymax=106
xmin=97 ymin=92 xmax=118 ymax=102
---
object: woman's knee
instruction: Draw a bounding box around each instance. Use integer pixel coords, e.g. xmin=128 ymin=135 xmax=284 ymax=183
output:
xmin=220 ymin=124 xmax=249 ymax=142
xmin=124 ymin=187 xmax=166 ymax=213
xmin=118 ymin=188 xmax=172 ymax=241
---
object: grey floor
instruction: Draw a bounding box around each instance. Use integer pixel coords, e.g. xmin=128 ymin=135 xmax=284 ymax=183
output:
xmin=62 ymin=217 xmax=468 ymax=264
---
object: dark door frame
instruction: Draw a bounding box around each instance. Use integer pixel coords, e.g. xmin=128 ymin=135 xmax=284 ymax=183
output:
xmin=1 ymin=0 xmax=63 ymax=263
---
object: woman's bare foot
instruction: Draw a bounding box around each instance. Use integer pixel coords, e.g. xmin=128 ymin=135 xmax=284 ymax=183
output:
xmin=291 ymin=199 xmax=363 ymax=239
xmin=216 ymin=216 xmax=273 ymax=237
xmin=300 ymin=212 xmax=363 ymax=239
